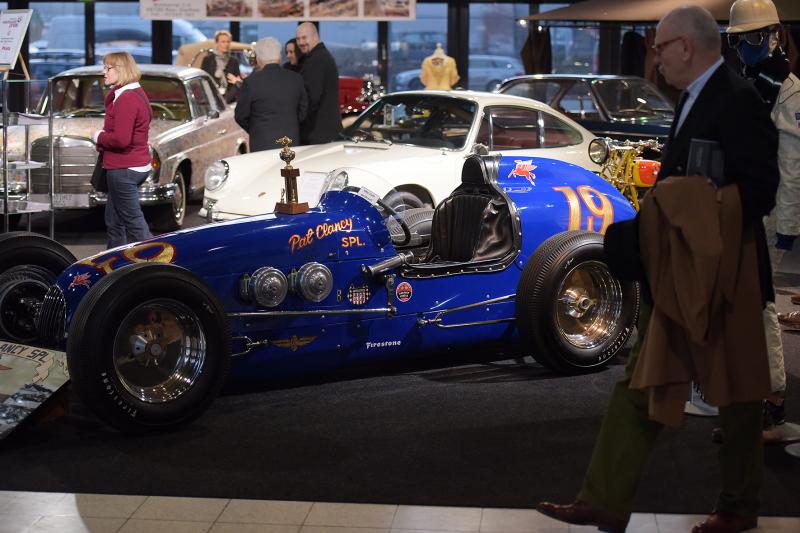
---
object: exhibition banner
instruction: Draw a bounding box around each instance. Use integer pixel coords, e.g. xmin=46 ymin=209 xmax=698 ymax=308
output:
xmin=140 ymin=0 xmax=415 ymax=21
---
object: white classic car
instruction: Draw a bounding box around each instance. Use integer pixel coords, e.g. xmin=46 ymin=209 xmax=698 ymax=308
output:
xmin=201 ymin=91 xmax=601 ymax=220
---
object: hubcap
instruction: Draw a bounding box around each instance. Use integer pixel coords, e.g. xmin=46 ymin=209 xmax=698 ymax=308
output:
xmin=173 ymin=173 xmax=185 ymax=223
xmin=555 ymin=260 xmax=623 ymax=350
xmin=113 ymin=299 xmax=206 ymax=403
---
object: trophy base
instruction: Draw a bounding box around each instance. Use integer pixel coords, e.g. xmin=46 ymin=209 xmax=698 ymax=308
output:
xmin=274 ymin=202 xmax=309 ymax=214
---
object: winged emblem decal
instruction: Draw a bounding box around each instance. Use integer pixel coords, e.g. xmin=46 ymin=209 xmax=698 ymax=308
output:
xmin=272 ymin=335 xmax=317 ymax=352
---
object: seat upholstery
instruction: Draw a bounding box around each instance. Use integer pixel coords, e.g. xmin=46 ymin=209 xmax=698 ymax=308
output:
xmin=425 ymin=156 xmax=512 ymax=263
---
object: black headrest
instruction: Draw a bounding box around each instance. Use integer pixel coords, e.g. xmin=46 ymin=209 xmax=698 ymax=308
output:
xmin=461 ymin=155 xmax=500 ymax=186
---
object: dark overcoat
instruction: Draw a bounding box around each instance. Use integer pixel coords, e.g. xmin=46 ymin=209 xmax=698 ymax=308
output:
xmin=299 ymin=42 xmax=343 ymax=145
xmin=235 ymin=64 xmax=308 ymax=152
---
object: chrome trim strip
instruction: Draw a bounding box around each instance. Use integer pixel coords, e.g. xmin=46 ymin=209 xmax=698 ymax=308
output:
xmin=417 ymin=294 xmax=516 ymax=328
xmin=227 ymin=307 xmax=392 ymax=318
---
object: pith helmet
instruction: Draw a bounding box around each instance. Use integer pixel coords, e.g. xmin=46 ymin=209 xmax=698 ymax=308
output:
xmin=727 ymin=0 xmax=780 ymax=33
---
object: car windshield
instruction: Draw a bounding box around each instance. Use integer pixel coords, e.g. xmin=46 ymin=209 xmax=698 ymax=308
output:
xmin=342 ymin=94 xmax=477 ymax=150
xmin=41 ymin=75 xmax=191 ymax=122
xmin=591 ymin=79 xmax=673 ymax=120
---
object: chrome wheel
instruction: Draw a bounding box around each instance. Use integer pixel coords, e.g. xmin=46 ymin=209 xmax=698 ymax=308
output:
xmin=113 ymin=298 xmax=206 ymax=403
xmin=555 ymin=260 xmax=623 ymax=350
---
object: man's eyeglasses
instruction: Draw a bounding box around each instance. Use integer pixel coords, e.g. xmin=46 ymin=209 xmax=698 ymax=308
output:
xmin=726 ymin=31 xmax=768 ymax=48
xmin=103 ymin=65 xmax=116 ymax=72
xmin=651 ymin=35 xmax=685 ymax=55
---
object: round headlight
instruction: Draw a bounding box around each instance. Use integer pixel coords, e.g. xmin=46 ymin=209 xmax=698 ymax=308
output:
xmin=205 ymin=160 xmax=229 ymax=191
xmin=296 ymin=262 xmax=333 ymax=302
xmin=588 ymin=138 xmax=610 ymax=165
xmin=249 ymin=267 xmax=288 ymax=308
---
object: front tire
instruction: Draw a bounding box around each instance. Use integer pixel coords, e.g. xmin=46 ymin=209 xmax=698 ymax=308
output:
xmin=516 ymin=231 xmax=639 ymax=374
xmin=66 ymin=263 xmax=231 ymax=433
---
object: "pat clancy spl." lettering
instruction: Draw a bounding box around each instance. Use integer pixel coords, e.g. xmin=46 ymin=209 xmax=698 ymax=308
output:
xmin=365 ymin=340 xmax=402 ymax=349
xmin=289 ymin=217 xmax=354 ymax=253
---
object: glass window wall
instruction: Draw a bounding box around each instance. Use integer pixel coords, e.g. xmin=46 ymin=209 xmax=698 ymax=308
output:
xmin=29 ymin=2 xmax=85 ymax=80
xmin=540 ymin=3 xmax=599 ymax=74
xmin=321 ymin=22 xmax=378 ymax=79
xmin=468 ymin=3 xmax=528 ymax=91
xmin=388 ymin=2 xmax=446 ymax=91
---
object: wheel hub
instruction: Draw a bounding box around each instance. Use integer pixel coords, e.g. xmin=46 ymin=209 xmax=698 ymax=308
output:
xmin=560 ymin=288 xmax=596 ymax=318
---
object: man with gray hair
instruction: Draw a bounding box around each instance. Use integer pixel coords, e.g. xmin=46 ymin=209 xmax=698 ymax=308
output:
xmin=537 ymin=5 xmax=778 ymax=533
xmin=235 ymin=37 xmax=307 ymax=152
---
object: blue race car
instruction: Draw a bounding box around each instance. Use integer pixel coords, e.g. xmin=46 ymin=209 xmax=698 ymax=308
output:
xmin=0 ymin=154 xmax=639 ymax=433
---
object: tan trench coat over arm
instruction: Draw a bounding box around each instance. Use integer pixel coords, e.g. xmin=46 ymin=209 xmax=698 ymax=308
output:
xmin=630 ymin=176 xmax=771 ymax=426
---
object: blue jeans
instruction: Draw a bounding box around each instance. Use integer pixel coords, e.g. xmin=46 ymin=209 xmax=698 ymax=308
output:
xmin=105 ymin=168 xmax=152 ymax=249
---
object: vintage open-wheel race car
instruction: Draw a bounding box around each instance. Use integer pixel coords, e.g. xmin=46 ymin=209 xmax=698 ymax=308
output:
xmin=0 ymin=153 xmax=639 ymax=434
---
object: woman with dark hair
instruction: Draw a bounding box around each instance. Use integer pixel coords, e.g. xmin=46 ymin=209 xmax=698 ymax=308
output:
xmin=93 ymin=51 xmax=153 ymax=248
xmin=283 ymin=38 xmax=303 ymax=72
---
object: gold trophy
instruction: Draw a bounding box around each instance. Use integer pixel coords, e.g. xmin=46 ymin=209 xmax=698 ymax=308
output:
xmin=273 ymin=136 xmax=309 ymax=215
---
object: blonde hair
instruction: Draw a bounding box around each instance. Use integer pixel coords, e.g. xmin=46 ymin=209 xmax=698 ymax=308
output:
xmin=215 ymin=29 xmax=233 ymax=42
xmin=103 ymin=51 xmax=140 ymax=86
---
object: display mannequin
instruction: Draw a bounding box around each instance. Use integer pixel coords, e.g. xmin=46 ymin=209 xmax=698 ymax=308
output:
xmin=419 ymin=43 xmax=459 ymax=90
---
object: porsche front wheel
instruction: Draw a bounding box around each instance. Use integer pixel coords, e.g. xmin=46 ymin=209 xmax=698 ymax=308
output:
xmin=66 ymin=263 xmax=230 ymax=433
xmin=516 ymin=231 xmax=639 ymax=374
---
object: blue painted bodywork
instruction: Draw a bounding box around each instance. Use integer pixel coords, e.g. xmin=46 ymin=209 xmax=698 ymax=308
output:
xmin=55 ymin=156 xmax=636 ymax=384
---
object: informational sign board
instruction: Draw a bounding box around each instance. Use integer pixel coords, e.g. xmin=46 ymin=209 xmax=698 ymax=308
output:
xmin=0 ymin=9 xmax=33 ymax=71
xmin=0 ymin=342 xmax=70 ymax=440
xmin=140 ymin=0 xmax=415 ymax=21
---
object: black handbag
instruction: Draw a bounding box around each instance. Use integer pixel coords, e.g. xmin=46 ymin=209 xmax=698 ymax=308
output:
xmin=91 ymin=152 xmax=107 ymax=193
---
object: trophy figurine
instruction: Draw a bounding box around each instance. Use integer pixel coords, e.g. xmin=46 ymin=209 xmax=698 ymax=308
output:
xmin=273 ymin=136 xmax=309 ymax=214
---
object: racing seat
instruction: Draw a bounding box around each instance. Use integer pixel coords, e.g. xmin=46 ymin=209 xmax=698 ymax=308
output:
xmin=425 ymin=155 xmax=513 ymax=263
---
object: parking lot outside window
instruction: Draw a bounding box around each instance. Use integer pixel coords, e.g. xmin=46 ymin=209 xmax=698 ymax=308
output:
xmin=29 ymin=2 xmax=85 ymax=81
xmin=468 ymin=3 xmax=528 ymax=91
xmin=540 ymin=3 xmax=599 ymax=74
xmin=388 ymin=3 xmax=447 ymax=92
xmin=320 ymin=22 xmax=378 ymax=79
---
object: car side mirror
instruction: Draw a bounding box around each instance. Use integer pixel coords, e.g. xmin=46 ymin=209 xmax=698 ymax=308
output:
xmin=207 ymin=110 xmax=220 ymax=119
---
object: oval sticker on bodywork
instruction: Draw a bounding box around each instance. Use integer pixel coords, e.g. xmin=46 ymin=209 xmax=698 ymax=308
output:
xmin=395 ymin=281 xmax=412 ymax=303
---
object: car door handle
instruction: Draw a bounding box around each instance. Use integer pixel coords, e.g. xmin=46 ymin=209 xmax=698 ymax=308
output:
xmin=217 ymin=129 xmax=227 ymax=135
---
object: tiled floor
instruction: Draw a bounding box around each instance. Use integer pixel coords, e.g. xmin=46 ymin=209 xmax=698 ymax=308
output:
xmin=0 ymin=492 xmax=798 ymax=533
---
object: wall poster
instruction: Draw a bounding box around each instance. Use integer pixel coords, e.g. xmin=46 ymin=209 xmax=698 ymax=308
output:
xmin=140 ymin=0 xmax=416 ymax=21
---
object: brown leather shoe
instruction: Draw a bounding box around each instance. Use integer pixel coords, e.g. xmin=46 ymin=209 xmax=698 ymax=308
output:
xmin=535 ymin=500 xmax=628 ymax=532
xmin=691 ymin=512 xmax=757 ymax=533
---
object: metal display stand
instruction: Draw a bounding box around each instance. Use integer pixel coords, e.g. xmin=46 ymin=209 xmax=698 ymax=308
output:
xmin=1 ymin=78 xmax=55 ymax=237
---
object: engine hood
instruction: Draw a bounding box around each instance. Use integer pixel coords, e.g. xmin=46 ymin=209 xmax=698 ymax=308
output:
xmin=206 ymin=141 xmax=458 ymax=217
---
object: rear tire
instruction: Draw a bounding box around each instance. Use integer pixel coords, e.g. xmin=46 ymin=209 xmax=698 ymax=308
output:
xmin=516 ymin=231 xmax=639 ymax=374
xmin=383 ymin=190 xmax=427 ymax=212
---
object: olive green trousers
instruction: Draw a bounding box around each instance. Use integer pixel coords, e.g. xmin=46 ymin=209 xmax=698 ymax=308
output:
xmin=576 ymin=307 xmax=763 ymax=520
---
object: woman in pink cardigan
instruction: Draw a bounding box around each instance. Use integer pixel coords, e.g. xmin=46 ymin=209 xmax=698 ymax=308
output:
xmin=94 ymin=51 xmax=153 ymax=248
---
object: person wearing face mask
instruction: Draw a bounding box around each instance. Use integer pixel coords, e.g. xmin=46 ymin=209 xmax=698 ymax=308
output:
xmin=93 ymin=52 xmax=153 ymax=249
xmin=726 ymin=0 xmax=800 ymax=443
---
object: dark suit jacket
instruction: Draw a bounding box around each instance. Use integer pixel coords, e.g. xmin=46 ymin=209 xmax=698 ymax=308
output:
xmin=201 ymin=52 xmax=241 ymax=103
xmin=235 ymin=64 xmax=308 ymax=152
xmin=605 ymin=63 xmax=779 ymax=303
xmin=658 ymin=63 xmax=778 ymax=302
xmin=299 ymin=42 xmax=343 ymax=145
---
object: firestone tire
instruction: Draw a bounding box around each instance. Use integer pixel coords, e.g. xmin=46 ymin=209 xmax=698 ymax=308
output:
xmin=382 ymin=190 xmax=427 ymax=212
xmin=516 ymin=231 xmax=639 ymax=374
xmin=0 ymin=265 xmax=59 ymax=343
xmin=66 ymin=263 xmax=231 ymax=434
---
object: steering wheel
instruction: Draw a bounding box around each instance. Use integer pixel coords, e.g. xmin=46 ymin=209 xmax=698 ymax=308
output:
xmin=376 ymin=197 xmax=412 ymax=246
xmin=342 ymin=186 xmax=411 ymax=246
xmin=150 ymin=103 xmax=176 ymax=120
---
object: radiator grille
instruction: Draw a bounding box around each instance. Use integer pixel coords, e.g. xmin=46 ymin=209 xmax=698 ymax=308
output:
xmin=36 ymin=285 xmax=66 ymax=349
xmin=30 ymin=136 xmax=97 ymax=194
